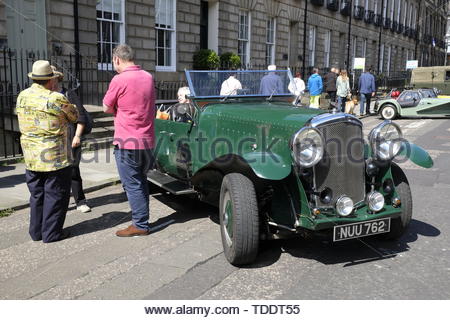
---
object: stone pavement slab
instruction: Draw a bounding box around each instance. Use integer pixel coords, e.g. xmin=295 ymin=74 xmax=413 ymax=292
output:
xmin=0 ymin=185 xmax=222 ymax=300
xmin=0 ymin=147 xmax=119 ymax=211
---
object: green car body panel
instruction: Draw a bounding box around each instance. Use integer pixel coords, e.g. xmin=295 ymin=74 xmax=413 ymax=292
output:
xmin=399 ymin=141 xmax=434 ymax=169
xmin=155 ymin=101 xmax=324 ymax=181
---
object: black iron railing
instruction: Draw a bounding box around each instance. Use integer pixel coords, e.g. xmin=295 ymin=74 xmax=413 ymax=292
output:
xmin=0 ymin=48 xmax=185 ymax=159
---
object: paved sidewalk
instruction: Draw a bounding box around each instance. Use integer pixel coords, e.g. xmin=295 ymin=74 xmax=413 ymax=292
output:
xmin=0 ymin=147 xmax=119 ymax=211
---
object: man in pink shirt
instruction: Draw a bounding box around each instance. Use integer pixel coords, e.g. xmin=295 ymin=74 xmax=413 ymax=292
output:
xmin=103 ymin=44 xmax=156 ymax=237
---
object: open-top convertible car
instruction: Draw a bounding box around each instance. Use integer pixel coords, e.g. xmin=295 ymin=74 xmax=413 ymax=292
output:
xmin=148 ymin=69 xmax=433 ymax=265
xmin=375 ymin=88 xmax=450 ymax=120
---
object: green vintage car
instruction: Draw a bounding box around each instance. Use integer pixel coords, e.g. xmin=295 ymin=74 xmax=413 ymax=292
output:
xmin=375 ymin=89 xmax=450 ymax=120
xmin=148 ymin=70 xmax=433 ymax=266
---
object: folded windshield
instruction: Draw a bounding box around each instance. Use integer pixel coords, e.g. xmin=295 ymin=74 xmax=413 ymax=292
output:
xmin=185 ymin=69 xmax=295 ymax=99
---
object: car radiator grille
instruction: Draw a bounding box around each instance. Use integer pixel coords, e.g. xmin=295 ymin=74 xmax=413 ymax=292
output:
xmin=313 ymin=121 xmax=365 ymax=208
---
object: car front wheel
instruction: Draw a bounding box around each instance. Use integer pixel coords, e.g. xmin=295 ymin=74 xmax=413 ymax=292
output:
xmin=383 ymin=163 xmax=412 ymax=240
xmin=380 ymin=104 xmax=398 ymax=120
xmin=219 ymin=173 xmax=259 ymax=265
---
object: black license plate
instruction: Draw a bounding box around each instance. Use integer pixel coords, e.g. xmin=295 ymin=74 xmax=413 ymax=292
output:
xmin=333 ymin=218 xmax=391 ymax=242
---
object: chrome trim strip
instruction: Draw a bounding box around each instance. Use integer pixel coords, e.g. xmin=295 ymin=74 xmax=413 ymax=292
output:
xmin=309 ymin=113 xmax=362 ymax=128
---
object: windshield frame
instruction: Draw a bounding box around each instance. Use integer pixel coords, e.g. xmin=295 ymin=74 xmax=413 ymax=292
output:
xmin=185 ymin=69 xmax=296 ymax=100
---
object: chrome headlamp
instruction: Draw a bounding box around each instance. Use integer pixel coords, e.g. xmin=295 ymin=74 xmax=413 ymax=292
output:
xmin=336 ymin=195 xmax=354 ymax=217
xmin=369 ymin=121 xmax=403 ymax=161
xmin=366 ymin=191 xmax=385 ymax=212
xmin=291 ymin=127 xmax=324 ymax=168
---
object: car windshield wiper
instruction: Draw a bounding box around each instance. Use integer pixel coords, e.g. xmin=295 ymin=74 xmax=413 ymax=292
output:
xmin=266 ymin=88 xmax=276 ymax=102
xmin=221 ymin=91 xmax=237 ymax=102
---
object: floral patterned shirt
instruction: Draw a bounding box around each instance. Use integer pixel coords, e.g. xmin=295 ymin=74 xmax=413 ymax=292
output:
xmin=16 ymin=83 xmax=79 ymax=171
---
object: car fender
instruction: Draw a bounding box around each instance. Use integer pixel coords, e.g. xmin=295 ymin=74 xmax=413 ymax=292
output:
xmin=397 ymin=141 xmax=433 ymax=168
xmin=242 ymin=152 xmax=292 ymax=180
xmin=379 ymin=100 xmax=401 ymax=115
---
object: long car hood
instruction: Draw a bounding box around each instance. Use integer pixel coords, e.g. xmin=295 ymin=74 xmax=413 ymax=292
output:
xmin=200 ymin=101 xmax=323 ymax=130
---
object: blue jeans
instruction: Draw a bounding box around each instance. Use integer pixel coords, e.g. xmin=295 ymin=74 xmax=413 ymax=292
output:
xmin=337 ymin=96 xmax=347 ymax=112
xmin=114 ymin=148 xmax=154 ymax=231
xmin=360 ymin=93 xmax=372 ymax=115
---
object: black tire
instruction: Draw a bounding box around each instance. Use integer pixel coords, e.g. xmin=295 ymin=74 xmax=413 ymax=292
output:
xmin=383 ymin=163 xmax=412 ymax=240
xmin=380 ymin=104 xmax=398 ymax=120
xmin=219 ymin=173 xmax=259 ymax=265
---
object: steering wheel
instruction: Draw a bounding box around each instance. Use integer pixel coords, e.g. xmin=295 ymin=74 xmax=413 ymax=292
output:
xmin=170 ymin=103 xmax=194 ymax=122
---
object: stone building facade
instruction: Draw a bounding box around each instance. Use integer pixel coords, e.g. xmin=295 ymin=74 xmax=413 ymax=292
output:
xmin=0 ymin=0 xmax=447 ymax=82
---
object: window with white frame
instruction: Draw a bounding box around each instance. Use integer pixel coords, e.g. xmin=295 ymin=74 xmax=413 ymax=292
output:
xmin=308 ymin=26 xmax=316 ymax=67
xmin=382 ymin=0 xmax=387 ymax=18
xmin=390 ymin=0 xmax=395 ymax=20
xmin=374 ymin=0 xmax=378 ymax=14
xmin=96 ymin=0 xmax=125 ymax=69
xmin=364 ymin=0 xmax=369 ymax=10
xmin=409 ymin=4 xmax=413 ymax=27
xmin=396 ymin=0 xmax=401 ymax=22
xmin=324 ymin=30 xmax=331 ymax=68
xmin=155 ymin=0 xmax=176 ymax=71
xmin=265 ymin=17 xmax=276 ymax=66
xmin=403 ymin=1 xmax=408 ymax=26
xmin=238 ymin=10 xmax=251 ymax=67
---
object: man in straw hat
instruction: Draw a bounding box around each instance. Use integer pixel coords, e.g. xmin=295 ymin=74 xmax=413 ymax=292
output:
xmin=16 ymin=60 xmax=79 ymax=243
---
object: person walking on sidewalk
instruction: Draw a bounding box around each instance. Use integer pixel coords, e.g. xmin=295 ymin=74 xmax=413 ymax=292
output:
xmin=52 ymin=66 xmax=91 ymax=213
xmin=308 ymin=68 xmax=323 ymax=109
xmin=358 ymin=68 xmax=376 ymax=116
xmin=323 ymin=67 xmax=338 ymax=103
xmin=16 ymin=60 xmax=78 ymax=243
xmin=103 ymin=44 xmax=156 ymax=237
xmin=336 ymin=69 xmax=351 ymax=112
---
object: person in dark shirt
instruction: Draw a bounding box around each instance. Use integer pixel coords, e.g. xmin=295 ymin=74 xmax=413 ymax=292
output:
xmin=52 ymin=66 xmax=91 ymax=213
xmin=323 ymin=67 xmax=338 ymax=103
xmin=259 ymin=65 xmax=284 ymax=95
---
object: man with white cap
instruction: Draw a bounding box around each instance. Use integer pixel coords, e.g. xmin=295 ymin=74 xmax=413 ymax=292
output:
xmin=259 ymin=65 xmax=283 ymax=95
xmin=16 ymin=60 xmax=78 ymax=243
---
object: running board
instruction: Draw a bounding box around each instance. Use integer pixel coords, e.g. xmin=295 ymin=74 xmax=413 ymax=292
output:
xmin=147 ymin=170 xmax=196 ymax=195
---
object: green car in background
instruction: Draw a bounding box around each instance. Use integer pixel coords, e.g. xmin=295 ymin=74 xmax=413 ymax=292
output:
xmin=374 ymin=89 xmax=450 ymax=120
xmin=148 ymin=70 xmax=433 ymax=266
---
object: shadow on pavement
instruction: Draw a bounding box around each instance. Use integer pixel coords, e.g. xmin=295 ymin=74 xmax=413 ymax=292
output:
xmin=68 ymin=211 xmax=132 ymax=237
xmin=0 ymin=165 xmax=16 ymax=173
xmin=0 ymin=173 xmax=26 ymax=188
xmin=245 ymin=219 xmax=440 ymax=269
xmin=149 ymin=193 xmax=219 ymax=234
xmin=86 ymin=191 xmax=128 ymax=208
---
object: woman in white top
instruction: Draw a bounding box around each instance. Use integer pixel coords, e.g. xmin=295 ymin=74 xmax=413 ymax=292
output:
xmin=336 ymin=69 xmax=351 ymax=112
xmin=288 ymin=72 xmax=306 ymax=105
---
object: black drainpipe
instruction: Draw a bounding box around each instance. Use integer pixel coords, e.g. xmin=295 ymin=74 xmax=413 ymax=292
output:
xmin=302 ymin=0 xmax=308 ymax=78
xmin=377 ymin=0 xmax=385 ymax=74
xmin=346 ymin=0 xmax=353 ymax=70
xmin=414 ymin=0 xmax=422 ymax=65
xmin=73 ymin=0 xmax=81 ymax=85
